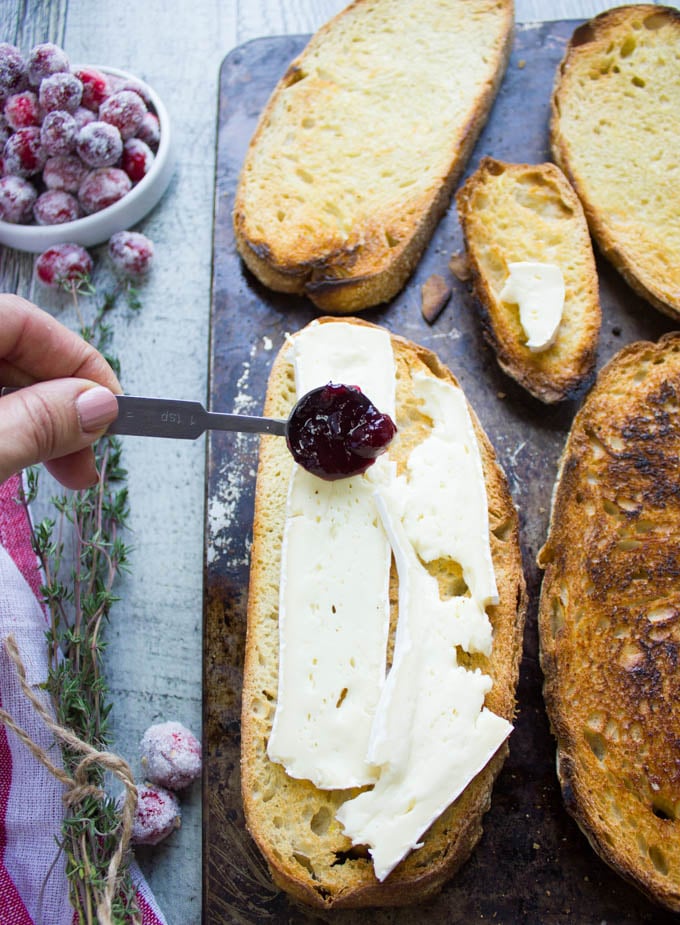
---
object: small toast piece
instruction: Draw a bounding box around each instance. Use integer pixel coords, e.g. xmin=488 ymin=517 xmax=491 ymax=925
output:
xmin=233 ymin=0 xmax=514 ymax=314
xmin=456 ymin=157 xmax=601 ymax=403
xmin=538 ymin=332 xmax=680 ymax=912
xmin=241 ymin=318 xmax=526 ymax=908
xmin=550 ymin=5 xmax=680 ymax=320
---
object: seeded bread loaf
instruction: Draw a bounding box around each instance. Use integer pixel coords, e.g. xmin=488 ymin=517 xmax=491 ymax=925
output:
xmin=456 ymin=157 xmax=601 ymax=403
xmin=550 ymin=5 xmax=680 ymax=321
xmin=538 ymin=332 xmax=680 ymax=911
xmin=241 ymin=317 xmax=526 ymax=908
xmin=233 ymin=0 xmax=514 ymax=315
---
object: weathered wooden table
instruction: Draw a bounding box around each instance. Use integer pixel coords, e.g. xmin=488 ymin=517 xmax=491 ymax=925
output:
xmin=1 ymin=2 xmax=676 ymax=924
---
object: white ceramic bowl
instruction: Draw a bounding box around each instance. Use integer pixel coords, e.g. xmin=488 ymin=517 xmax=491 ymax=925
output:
xmin=0 ymin=66 xmax=174 ymax=253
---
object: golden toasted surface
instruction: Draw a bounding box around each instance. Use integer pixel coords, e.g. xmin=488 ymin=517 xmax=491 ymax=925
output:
xmin=550 ymin=5 xmax=680 ymax=319
xmin=456 ymin=157 xmax=601 ymax=403
xmin=233 ymin=0 xmax=513 ymax=314
xmin=538 ymin=332 xmax=680 ymax=911
xmin=241 ymin=318 xmax=526 ymax=908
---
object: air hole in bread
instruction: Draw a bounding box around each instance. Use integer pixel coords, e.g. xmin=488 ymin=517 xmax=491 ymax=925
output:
xmin=584 ymin=728 xmax=608 ymax=762
xmin=649 ymin=844 xmax=669 ymax=875
xmin=492 ymin=517 xmax=514 ymax=542
xmin=310 ymin=806 xmax=332 ymax=836
xmin=331 ymin=845 xmax=370 ymax=866
xmin=293 ymin=852 xmax=318 ymax=878
xmin=424 ymin=557 xmax=468 ymax=600
xmin=643 ymin=12 xmax=668 ymax=31
xmin=632 ymin=75 xmax=646 ymax=88
xmin=647 ymin=604 xmax=675 ymax=623
xmin=550 ymin=595 xmax=565 ymax=636
xmin=652 ymin=799 xmax=676 ymax=821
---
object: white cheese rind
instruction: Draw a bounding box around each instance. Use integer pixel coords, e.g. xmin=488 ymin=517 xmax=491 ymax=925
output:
xmin=499 ymin=261 xmax=565 ymax=352
xmin=266 ymin=322 xmax=395 ymax=789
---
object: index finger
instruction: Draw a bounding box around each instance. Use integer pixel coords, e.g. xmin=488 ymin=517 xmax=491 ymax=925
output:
xmin=0 ymin=293 xmax=122 ymax=392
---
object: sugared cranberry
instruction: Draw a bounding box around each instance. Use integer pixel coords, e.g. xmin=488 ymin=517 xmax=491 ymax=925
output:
xmin=127 ymin=784 xmax=181 ymax=846
xmin=3 ymin=126 xmax=45 ymax=177
xmin=140 ymin=721 xmax=202 ymax=791
xmin=26 ymin=42 xmax=69 ymax=86
xmin=35 ymin=242 xmax=93 ymax=287
xmin=4 ymin=90 xmax=40 ymax=130
xmin=0 ymin=175 xmax=37 ymax=222
xmin=78 ymin=166 xmax=130 ymax=213
xmin=43 ymin=154 xmax=88 ymax=192
xmin=39 ymin=71 xmax=82 ymax=113
xmin=99 ymin=89 xmax=145 ymax=140
xmin=121 ymin=137 xmax=154 ymax=183
xmin=33 ymin=189 xmax=81 ymax=225
xmin=286 ymin=383 xmax=397 ymax=480
xmin=40 ymin=109 xmax=77 ymax=156
xmin=75 ymin=120 xmax=122 ymax=167
xmin=72 ymin=105 xmax=96 ymax=131
xmin=108 ymin=230 xmax=154 ymax=276
xmin=136 ymin=111 xmax=160 ymax=151
xmin=0 ymin=44 xmax=27 ymax=101
xmin=74 ymin=66 xmax=110 ymax=112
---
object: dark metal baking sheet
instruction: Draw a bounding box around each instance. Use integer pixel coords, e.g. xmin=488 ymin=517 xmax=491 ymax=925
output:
xmin=204 ymin=21 xmax=677 ymax=925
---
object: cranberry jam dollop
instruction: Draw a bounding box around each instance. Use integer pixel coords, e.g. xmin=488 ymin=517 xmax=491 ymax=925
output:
xmin=286 ymin=382 xmax=397 ymax=481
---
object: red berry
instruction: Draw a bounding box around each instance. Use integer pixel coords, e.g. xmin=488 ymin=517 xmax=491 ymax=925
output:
xmin=39 ymin=71 xmax=83 ymax=113
xmin=75 ymin=120 xmax=122 ymax=168
xmin=99 ymin=89 xmax=146 ymax=140
xmin=78 ymin=167 xmax=130 ymax=213
xmin=74 ymin=67 xmax=111 ymax=112
xmin=3 ymin=126 xmax=46 ymax=177
xmin=0 ymin=175 xmax=37 ymax=222
xmin=140 ymin=721 xmax=202 ymax=791
xmin=26 ymin=43 xmax=69 ymax=87
xmin=121 ymin=137 xmax=154 ymax=183
xmin=43 ymin=154 xmax=89 ymax=192
xmin=0 ymin=44 xmax=27 ymax=101
xmin=136 ymin=110 xmax=160 ymax=151
xmin=128 ymin=784 xmax=181 ymax=846
xmin=72 ymin=105 xmax=96 ymax=131
xmin=35 ymin=242 xmax=92 ymax=287
xmin=4 ymin=90 xmax=40 ymax=130
xmin=108 ymin=230 xmax=154 ymax=276
xmin=33 ymin=189 xmax=81 ymax=225
xmin=40 ymin=110 xmax=77 ymax=156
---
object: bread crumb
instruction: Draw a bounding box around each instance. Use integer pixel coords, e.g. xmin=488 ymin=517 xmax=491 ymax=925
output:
xmin=517 ymin=58 xmax=526 ymax=69
xmin=448 ymin=251 xmax=471 ymax=281
xmin=421 ymin=273 xmax=451 ymax=324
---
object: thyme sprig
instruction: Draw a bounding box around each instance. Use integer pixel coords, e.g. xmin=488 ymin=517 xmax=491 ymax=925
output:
xmin=20 ymin=276 xmax=143 ymax=925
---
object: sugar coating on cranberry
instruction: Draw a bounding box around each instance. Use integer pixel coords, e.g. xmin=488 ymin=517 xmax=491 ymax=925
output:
xmin=78 ymin=166 xmax=131 ymax=214
xmin=35 ymin=242 xmax=93 ymax=288
xmin=126 ymin=784 xmax=181 ymax=847
xmin=33 ymin=189 xmax=81 ymax=225
xmin=75 ymin=120 xmax=122 ymax=168
xmin=4 ymin=90 xmax=40 ymax=130
xmin=39 ymin=71 xmax=83 ymax=114
xmin=74 ymin=66 xmax=110 ymax=112
xmin=136 ymin=110 xmax=160 ymax=151
xmin=0 ymin=44 xmax=27 ymax=101
xmin=108 ymin=230 xmax=155 ymax=277
xmin=40 ymin=109 xmax=77 ymax=156
xmin=72 ymin=105 xmax=96 ymax=131
xmin=121 ymin=137 xmax=154 ymax=183
xmin=3 ymin=126 xmax=46 ymax=177
xmin=43 ymin=154 xmax=88 ymax=192
xmin=26 ymin=42 xmax=69 ymax=87
xmin=140 ymin=721 xmax=202 ymax=791
xmin=0 ymin=175 xmax=37 ymax=223
xmin=99 ymin=89 xmax=146 ymax=140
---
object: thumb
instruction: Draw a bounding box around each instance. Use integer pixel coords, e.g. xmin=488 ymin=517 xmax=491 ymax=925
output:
xmin=0 ymin=380 xmax=119 ymax=485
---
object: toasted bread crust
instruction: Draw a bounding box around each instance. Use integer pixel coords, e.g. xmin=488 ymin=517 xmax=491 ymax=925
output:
xmin=456 ymin=157 xmax=601 ymax=403
xmin=550 ymin=5 xmax=680 ymax=320
xmin=538 ymin=332 xmax=680 ymax=911
xmin=233 ymin=0 xmax=514 ymax=314
xmin=241 ymin=318 xmax=526 ymax=907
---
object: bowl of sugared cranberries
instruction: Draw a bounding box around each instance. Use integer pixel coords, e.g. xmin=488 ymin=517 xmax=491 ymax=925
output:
xmin=0 ymin=42 xmax=174 ymax=252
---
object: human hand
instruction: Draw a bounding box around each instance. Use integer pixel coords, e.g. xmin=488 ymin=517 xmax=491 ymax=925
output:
xmin=0 ymin=293 xmax=121 ymax=489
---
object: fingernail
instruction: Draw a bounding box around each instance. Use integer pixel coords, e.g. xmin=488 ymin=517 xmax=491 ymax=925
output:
xmin=76 ymin=386 xmax=118 ymax=433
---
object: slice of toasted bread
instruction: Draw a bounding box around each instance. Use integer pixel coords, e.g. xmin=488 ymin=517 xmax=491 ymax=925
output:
xmin=456 ymin=157 xmax=601 ymax=403
xmin=538 ymin=332 xmax=680 ymax=912
xmin=550 ymin=5 xmax=680 ymax=321
xmin=233 ymin=0 xmax=514 ymax=315
xmin=241 ymin=317 xmax=526 ymax=908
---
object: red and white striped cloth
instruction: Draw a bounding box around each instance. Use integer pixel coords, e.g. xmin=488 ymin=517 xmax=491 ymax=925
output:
xmin=0 ymin=473 xmax=166 ymax=925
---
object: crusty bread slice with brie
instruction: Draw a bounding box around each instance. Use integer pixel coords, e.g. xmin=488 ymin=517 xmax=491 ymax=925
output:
xmin=550 ymin=5 xmax=680 ymax=321
xmin=456 ymin=157 xmax=601 ymax=403
xmin=241 ymin=318 xmax=526 ymax=908
xmin=538 ymin=332 xmax=680 ymax=911
xmin=233 ymin=0 xmax=513 ymax=314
